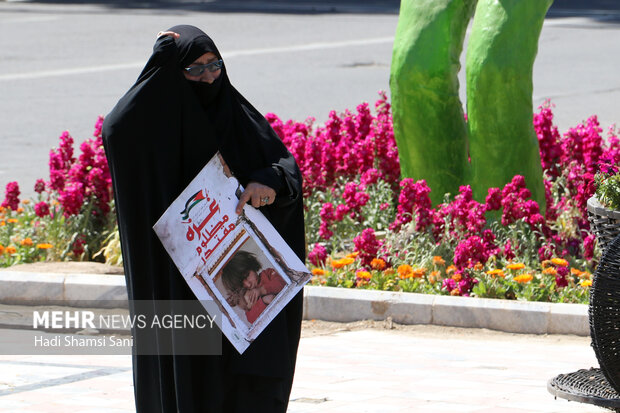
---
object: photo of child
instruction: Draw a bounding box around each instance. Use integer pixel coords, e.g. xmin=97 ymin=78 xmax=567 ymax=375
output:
xmin=221 ymin=250 xmax=286 ymax=324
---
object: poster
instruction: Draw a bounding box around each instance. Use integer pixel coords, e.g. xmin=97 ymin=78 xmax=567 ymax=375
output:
xmin=153 ymin=153 xmax=311 ymax=353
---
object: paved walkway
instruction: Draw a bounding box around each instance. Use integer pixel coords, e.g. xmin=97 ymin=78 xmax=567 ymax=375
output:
xmin=0 ymin=322 xmax=607 ymax=412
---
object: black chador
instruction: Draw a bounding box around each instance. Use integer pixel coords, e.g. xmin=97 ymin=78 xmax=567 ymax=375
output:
xmin=102 ymin=25 xmax=305 ymax=413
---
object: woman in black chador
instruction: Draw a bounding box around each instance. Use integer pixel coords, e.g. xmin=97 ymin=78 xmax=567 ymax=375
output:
xmin=102 ymin=25 xmax=305 ymax=412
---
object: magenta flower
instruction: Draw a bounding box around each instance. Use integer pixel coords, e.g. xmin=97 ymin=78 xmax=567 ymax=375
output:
xmin=308 ymin=244 xmax=327 ymax=267
xmin=58 ymin=182 xmax=84 ymax=216
xmin=1 ymin=181 xmax=20 ymax=211
xmin=34 ymin=179 xmax=46 ymax=194
xmin=34 ymin=201 xmax=50 ymax=217
xmin=353 ymin=228 xmax=382 ymax=266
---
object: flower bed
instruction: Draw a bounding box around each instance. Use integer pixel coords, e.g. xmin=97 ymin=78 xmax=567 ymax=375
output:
xmin=1 ymin=93 xmax=618 ymax=304
xmin=266 ymin=93 xmax=619 ymax=304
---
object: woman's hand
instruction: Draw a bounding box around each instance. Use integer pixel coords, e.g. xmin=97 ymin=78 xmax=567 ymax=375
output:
xmin=236 ymin=181 xmax=276 ymax=214
xmin=157 ymin=31 xmax=180 ymax=39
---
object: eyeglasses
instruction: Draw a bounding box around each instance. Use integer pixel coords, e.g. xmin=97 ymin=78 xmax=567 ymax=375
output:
xmin=184 ymin=60 xmax=223 ymax=76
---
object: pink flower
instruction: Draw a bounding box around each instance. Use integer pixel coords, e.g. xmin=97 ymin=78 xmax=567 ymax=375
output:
xmin=555 ymin=266 xmax=569 ymax=288
xmin=485 ymin=187 xmax=502 ymax=211
xmin=583 ymin=234 xmax=595 ymax=261
xmin=34 ymin=201 xmax=50 ymax=218
xmin=353 ymin=228 xmax=382 ymax=266
xmin=1 ymin=181 xmax=20 ymax=211
xmin=34 ymin=179 xmax=46 ymax=194
xmin=308 ymin=244 xmax=327 ymax=267
xmin=58 ymin=182 xmax=84 ymax=216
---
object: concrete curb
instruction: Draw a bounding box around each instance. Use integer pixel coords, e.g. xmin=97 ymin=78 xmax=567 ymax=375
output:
xmin=0 ymin=272 xmax=589 ymax=336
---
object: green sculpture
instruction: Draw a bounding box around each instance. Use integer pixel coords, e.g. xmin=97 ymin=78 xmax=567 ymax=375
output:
xmin=390 ymin=0 xmax=552 ymax=209
xmin=391 ymin=0 xmax=477 ymax=205
xmin=466 ymin=0 xmax=551 ymax=205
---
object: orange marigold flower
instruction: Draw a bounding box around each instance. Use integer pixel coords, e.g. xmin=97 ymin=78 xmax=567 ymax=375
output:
xmin=429 ymin=270 xmax=440 ymax=284
xmin=446 ymin=265 xmax=456 ymax=275
xmin=383 ymin=268 xmax=395 ymax=276
xmin=580 ymin=279 xmax=593 ymax=288
xmin=16 ymin=207 xmax=24 ymax=213
xmin=397 ymin=264 xmax=414 ymax=279
xmin=486 ymin=269 xmax=505 ymax=278
xmin=356 ymin=271 xmax=372 ymax=280
xmin=0 ymin=244 xmax=4 ymax=255
xmin=20 ymin=238 xmax=33 ymax=247
xmin=6 ymin=246 xmax=17 ymax=255
xmin=432 ymin=256 xmax=445 ymax=266
xmin=345 ymin=252 xmax=359 ymax=259
xmin=36 ymin=243 xmax=53 ymax=250
xmin=473 ymin=262 xmax=484 ymax=271
xmin=331 ymin=257 xmax=355 ymax=269
xmin=312 ymin=268 xmax=326 ymax=276
xmin=7 ymin=218 xmax=18 ymax=224
xmin=412 ymin=267 xmax=426 ymax=278
xmin=570 ymin=268 xmax=582 ymax=276
xmin=514 ymin=274 xmax=534 ymax=284
xmin=541 ymin=260 xmax=553 ymax=269
xmin=551 ymin=258 xmax=569 ymax=267
xmin=543 ymin=267 xmax=557 ymax=276
xmin=0 ymin=206 xmax=5 ymax=213
xmin=452 ymin=272 xmax=462 ymax=282
xmin=21 ymin=200 xmax=30 ymax=205
xmin=450 ymin=288 xmax=461 ymax=296
xmin=0 ymin=221 xmax=5 ymax=226
xmin=370 ymin=258 xmax=386 ymax=271
xmin=506 ymin=263 xmax=525 ymax=270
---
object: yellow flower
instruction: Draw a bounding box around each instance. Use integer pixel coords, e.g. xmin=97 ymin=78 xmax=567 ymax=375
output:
xmin=580 ymin=279 xmax=593 ymax=288
xmin=356 ymin=271 xmax=372 ymax=280
xmin=20 ymin=238 xmax=33 ymax=247
xmin=370 ymin=258 xmax=386 ymax=271
xmin=7 ymin=218 xmax=18 ymax=224
xmin=345 ymin=252 xmax=359 ymax=259
xmin=514 ymin=274 xmax=534 ymax=284
xmin=506 ymin=263 xmax=525 ymax=270
xmin=551 ymin=258 xmax=569 ymax=267
xmin=312 ymin=268 xmax=326 ymax=276
xmin=0 ymin=220 xmax=5 ymax=226
xmin=36 ymin=243 xmax=53 ymax=250
xmin=397 ymin=264 xmax=414 ymax=279
xmin=543 ymin=267 xmax=557 ymax=276
xmin=486 ymin=269 xmax=505 ymax=278
xmin=432 ymin=256 xmax=445 ymax=266
xmin=5 ymin=246 xmax=17 ymax=255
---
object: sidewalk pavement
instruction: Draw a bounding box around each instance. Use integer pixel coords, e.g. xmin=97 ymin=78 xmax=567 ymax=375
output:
xmin=0 ymin=322 xmax=606 ymax=413
xmin=0 ymin=267 xmax=602 ymax=412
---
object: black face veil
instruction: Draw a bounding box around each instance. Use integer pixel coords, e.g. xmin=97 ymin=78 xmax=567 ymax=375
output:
xmin=102 ymin=25 xmax=305 ymax=413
